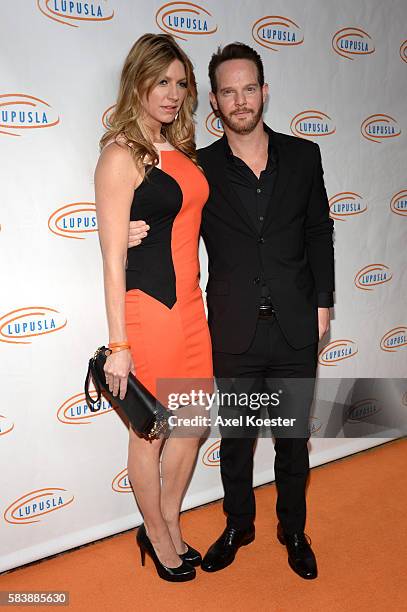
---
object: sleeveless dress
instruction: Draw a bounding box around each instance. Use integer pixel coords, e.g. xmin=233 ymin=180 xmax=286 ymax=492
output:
xmin=124 ymin=142 xmax=213 ymax=402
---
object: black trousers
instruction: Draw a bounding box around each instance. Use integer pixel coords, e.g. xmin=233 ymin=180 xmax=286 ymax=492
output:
xmin=212 ymin=316 xmax=318 ymax=535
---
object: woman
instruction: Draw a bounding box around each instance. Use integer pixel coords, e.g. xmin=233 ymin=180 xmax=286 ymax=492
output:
xmin=94 ymin=33 xmax=213 ymax=582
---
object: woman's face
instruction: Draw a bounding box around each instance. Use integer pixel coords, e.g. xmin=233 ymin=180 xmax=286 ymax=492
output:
xmin=142 ymin=59 xmax=188 ymax=128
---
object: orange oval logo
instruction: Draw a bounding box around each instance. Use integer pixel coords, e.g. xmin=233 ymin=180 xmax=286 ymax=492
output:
xmin=347 ymin=398 xmax=381 ymax=422
xmin=0 ymin=414 xmax=15 ymax=437
xmin=112 ymin=468 xmax=132 ymax=493
xmin=0 ymin=307 xmax=67 ymax=345
xmin=0 ymin=93 xmax=59 ymax=137
xmin=57 ymin=392 xmax=114 ymax=425
xmin=37 ymin=0 xmax=114 ymax=28
xmin=332 ymin=27 xmax=374 ymax=60
xmin=48 ymin=202 xmax=97 ymax=240
xmin=205 ymin=111 xmax=224 ymax=137
xmin=202 ymin=439 xmax=220 ymax=466
xmin=318 ymin=339 xmax=358 ymax=366
xmin=400 ymin=39 xmax=407 ymax=64
xmin=252 ymin=15 xmax=303 ymax=51
xmin=390 ymin=189 xmax=407 ymax=216
xmin=4 ymin=487 xmax=74 ymax=524
xmin=380 ymin=326 xmax=407 ymax=352
xmin=329 ymin=192 xmax=366 ymax=221
xmin=309 ymin=416 xmax=322 ymax=435
xmin=354 ymin=264 xmax=392 ymax=291
xmin=155 ymin=2 xmax=218 ymax=41
xmin=290 ymin=110 xmax=336 ymax=138
xmin=102 ymin=104 xmax=115 ymax=130
xmin=361 ymin=114 xmax=401 ymax=143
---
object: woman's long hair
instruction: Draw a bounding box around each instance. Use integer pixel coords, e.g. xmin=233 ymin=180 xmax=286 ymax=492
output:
xmin=100 ymin=33 xmax=197 ymax=173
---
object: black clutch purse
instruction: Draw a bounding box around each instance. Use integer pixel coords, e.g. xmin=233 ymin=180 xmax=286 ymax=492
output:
xmin=84 ymin=346 xmax=169 ymax=439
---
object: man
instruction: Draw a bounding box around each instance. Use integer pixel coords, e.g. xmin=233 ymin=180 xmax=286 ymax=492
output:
xmin=129 ymin=43 xmax=334 ymax=580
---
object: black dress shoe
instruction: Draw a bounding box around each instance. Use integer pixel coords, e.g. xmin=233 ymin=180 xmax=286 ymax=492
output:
xmin=277 ymin=523 xmax=318 ymax=579
xmin=201 ymin=525 xmax=255 ymax=572
xmin=179 ymin=543 xmax=202 ymax=567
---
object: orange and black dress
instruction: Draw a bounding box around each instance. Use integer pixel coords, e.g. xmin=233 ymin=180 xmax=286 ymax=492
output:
xmin=125 ymin=142 xmax=213 ymax=402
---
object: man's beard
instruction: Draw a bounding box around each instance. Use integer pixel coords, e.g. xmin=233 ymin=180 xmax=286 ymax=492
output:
xmin=217 ymin=101 xmax=263 ymax=135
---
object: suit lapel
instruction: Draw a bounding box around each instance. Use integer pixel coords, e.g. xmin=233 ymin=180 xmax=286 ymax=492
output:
xmin=261 ymin=129 xmax=297 ymax=234
xmin=203 ymin=127 xmax=297 ymax=236
xmin=204 ymin=136 xmax=259 ymax=236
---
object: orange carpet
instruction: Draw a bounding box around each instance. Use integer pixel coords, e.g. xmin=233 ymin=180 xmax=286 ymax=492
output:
xmin=1 ymin=438 xmax=406 ymax=611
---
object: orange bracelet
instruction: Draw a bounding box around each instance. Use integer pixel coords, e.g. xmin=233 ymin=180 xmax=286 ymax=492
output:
xmin=109 ymin=345 xmax=131 ymax=354
xmin=108 ymin=341 xmax=131 ymax=349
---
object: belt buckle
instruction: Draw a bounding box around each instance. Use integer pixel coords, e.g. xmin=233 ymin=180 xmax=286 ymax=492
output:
xmin=259 ymin=306 xmax=274 ymax=319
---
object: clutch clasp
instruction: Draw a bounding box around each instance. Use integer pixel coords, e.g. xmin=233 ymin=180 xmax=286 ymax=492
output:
xmin=147 ymin=418 xmax=169 ymax=440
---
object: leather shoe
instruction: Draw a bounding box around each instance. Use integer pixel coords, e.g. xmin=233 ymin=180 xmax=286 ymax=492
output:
xmin=277 ymin=523 xmax=318 ymax=579
xmin=179 ymin=543 xmax=202 ymax=567
xmin=201 ymin=525 xmax=255 ymax=572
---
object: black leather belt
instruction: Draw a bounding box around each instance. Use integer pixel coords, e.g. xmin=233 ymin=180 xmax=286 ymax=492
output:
xmin=258 ymin=305 xmax=274 ymax=318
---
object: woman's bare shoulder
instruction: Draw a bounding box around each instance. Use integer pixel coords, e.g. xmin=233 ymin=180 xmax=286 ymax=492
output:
xmin=96 ymin=135 xmax=141 ymax=186
xmin=100 ymin=133 xmax=133 ymax=158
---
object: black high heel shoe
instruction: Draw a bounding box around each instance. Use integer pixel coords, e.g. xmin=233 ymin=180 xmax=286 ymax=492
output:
xmin=179 ymin=543 xmax=202 ymax=567
xmin=136 ymin=524 xmax=196 ymax=582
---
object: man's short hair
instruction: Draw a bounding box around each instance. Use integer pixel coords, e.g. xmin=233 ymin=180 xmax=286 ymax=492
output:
xmin=208 ymin=42 xmax=265 ymax=93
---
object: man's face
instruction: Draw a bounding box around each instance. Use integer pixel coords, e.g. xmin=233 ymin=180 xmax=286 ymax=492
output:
xmin=209 ymin=59 xmax=268 ymax=135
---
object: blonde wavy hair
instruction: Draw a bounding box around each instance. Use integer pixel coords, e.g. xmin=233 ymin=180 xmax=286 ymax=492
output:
xmin=100 ymin=33 xmax=198 ymax=173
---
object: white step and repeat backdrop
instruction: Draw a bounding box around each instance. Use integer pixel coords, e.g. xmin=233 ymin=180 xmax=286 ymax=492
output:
xmin=1 ymin=0 xmax=406 ymax=572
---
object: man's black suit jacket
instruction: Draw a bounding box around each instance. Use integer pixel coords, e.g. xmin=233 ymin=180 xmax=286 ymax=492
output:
xmin=197 ymin=125 xmax=335 ymax=354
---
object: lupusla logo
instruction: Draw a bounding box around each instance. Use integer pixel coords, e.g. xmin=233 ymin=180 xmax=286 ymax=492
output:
xmin=332 ymin=27 xmax=374 ymax=60
xmin=155 ymin=2 xmax=218 ymax=41
xmin=354 ymin=264 xmax=392 ymax=291
xmin=112 ymin=468 xmax=132 ymax=493
xmin=329 ymin=192 xmax=366 ymax=221
xmin=380 ymin=326 xmax=407 ymax=352
xmin=202 ymin=439 xmax=220 ymax=466
xmin=0 ymin=415 xmax=14 ymax=436
xmin=4 ymin=488 xmax=74 ymax=525
xmin=347 ymin=398 xmax=381 ymax=422
xmin=102 ymin=105 xmax=115 ymax=129
xmin=205 ymin=112 xmax=224 ymax=138
xmin=57 ymin=392 xmax=114 ymax=425
xmin=48 ymin=203 xmax=97 ymax=240
xmin=318 ymin=340 xmax=358 ymax=366
xmin=308 ymin=416 xmax=322 ymax=435
xmin=37 ymin=0 xmax=114 ymax=28
xmin=0 ymin=307 xmax=67 ymax=345
xmin=361 ymin=114 xmax=401 ymax=143
xmin=390 ymin=190 xmax=407 ymax=216
xmin=290 ymin=110 xmax=335 ymax=138
xmin=0 ymin=94 xmax=59 ymax=137
xmin=400 ymin=40 xmax=407 ymax=64
xmin=252 ymin=15 xmax=303 ymax=51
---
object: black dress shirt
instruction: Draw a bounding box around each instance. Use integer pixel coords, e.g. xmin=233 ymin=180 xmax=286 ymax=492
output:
xmin=224 ymin=131 xmax=333 ymax=309
xmin=224 ymin=134 xmax=276 ymax=307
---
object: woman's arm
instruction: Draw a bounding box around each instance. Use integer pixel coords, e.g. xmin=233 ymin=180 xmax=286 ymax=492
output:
xmin=94 ymin=142 xmax=142 ymax=399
